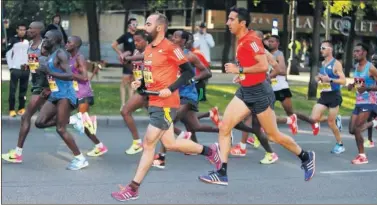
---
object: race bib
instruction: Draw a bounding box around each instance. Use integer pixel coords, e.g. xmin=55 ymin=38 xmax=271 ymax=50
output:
xmin=133 ymin=70 xmax=142 ymax=80
xmin=354 ymin=77 xmax=365 ymax=89
xmin=73 ymin=80 xmax=79 ymax=91
xmin=271 ymin=78 xmax=278 ymax=86
xmin=48 ymin=76 xmax=59 ymax=92
xmin=143 ymin=65 xmax=154 ymax=84
xmin=318 ymin=82 xmax=331 ymax=91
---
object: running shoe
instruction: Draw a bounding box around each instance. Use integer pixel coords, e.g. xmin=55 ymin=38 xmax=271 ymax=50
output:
xmin=288 ymin=114 xmax=298 ymax=135
xmin=331 ymin=143 xmax=345 ymax=154
xmin=246 ymin=136 xmax=255 ymax=146
xmin=1 ymin=149 xmax=22 ymax=163
xmin=312 ymin=122 xmax=320 ymax=136
xmin=82 ymin=112 xmax=95 ymax=135
xmin=72 ymin=113 xmax=85 ymax=135
xmin=205 ymin=143 xmax=222 ymax=170
xmin=9 ymin=110 xmax=17 ymax=117
xmin=253 ymin=135 xmax=261 ymax=148
xmin=335 ymin=115 xmax=342 ymax=131
xmin=87 ymin=145 xmax=108 ymax=157
xmin=230 ymin=144 xmax=247 ymax=157
xmin=125 ymin=142 xmax=143 ymax=155
xmin=260 ymin=152 xmax=278 ymax=164
xmin=351 ymin=154 xmax=368 ymax=165
xmin=198 ymin=170 xmax=228 ymax=186
xmin=17 ymin=108 xmax=25 ymax=116
xmin=111 ymin=185 xmax=139 ymax=201
xmin=364 ymin=140 xmax=375 ymax=148
xmin=67 ymin=157 xmax=89 ymax=170
xmin=301 ymin=151 xmax=316 ymax=181
xmin=209 ymin=107 xmax=220 ymax=127
xmin=152 ymin=154 xmax=165 ymax=169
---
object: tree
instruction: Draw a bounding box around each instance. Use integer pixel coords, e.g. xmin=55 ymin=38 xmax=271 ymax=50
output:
xmin=190 ymin=0 xmax=197 ymax=33
xmin=287 ymin=0 xmax=299 ymax=75
xmin=307 ymin=0 xmax=323 ymax=99
xmin=327 ymin=0 xmax=376 ymax=77
xmin=85 ymin=0 xmax=101 ymax=61
xmin=221 ymin=0 xmax=236 ymax=73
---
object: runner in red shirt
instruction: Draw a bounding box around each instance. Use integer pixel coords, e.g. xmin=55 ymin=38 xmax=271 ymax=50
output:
xmin=111 ymin=13 xmax=221 ymax=202
xmin=198 ymin=6 xmax=316 ymax=185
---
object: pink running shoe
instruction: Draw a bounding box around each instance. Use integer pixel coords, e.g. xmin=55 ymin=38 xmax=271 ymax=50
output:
xmin=111 ymin=185 xmax=139 ymax=201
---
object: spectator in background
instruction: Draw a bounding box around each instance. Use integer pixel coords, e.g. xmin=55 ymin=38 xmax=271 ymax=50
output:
xmin=6 ymin=23 xmax=30 ymax=117
xmin=193 ymin=22 xmax=215 ymax=63
xmin=111 ymin=18 xmax=137 ymax=109
xmin=45 ymin=14 xmax=68 ymax=44
xmin=193 ymin=22 xmax=215 ymax=101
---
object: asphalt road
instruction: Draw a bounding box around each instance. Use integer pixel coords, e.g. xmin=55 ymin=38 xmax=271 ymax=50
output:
xmin=2 ymin=122 xmax=377 ymax=204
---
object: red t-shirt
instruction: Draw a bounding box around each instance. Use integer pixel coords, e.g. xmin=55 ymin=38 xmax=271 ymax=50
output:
xmin=236 ymin=30 xmax=266 ymax=87
xmin=191 ymin=48 xmax=210 ymax=76
xmin=143 ymin=38 xmax=188 ymax=108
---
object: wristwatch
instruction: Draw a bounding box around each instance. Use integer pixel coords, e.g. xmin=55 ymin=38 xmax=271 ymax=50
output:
xmin=330 ymin=79 xmax=334 ymax=83
xmin=238 ymin=66 xmax=244 ymax=74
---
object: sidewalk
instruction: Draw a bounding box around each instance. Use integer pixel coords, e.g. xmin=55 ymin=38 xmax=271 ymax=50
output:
xmin=1 ymin=64 xmax=355 ymax=85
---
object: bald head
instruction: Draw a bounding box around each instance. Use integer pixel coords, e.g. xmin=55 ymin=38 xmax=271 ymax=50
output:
xmin=43 ymin=30 xmax=63 ymax=50
xmin=65 ymin=36 xmax=82 ymax=53
xmin=144 ymin=13 xmax=169 ymax=42
xmin=71 ymin=36 xmax=82 ymax=48
xmin=27 ymin=21 xmax=45 ymax=39
xmin=151 ymin=13 xmax=168 ymax=33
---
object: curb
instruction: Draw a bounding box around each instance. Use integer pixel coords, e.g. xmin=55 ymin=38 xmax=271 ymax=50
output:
xmin=1 ymin=115 xmax=351 ymax=128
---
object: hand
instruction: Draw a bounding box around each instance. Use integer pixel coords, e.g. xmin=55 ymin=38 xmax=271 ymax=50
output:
xmin=315 ymin=75 xmax=321 ymax=82
xmin=232 ymin=75 xmax=241 ymax=84
xmin=347 ymin=83 xmax=354 ymax=91
xmin=357 ymin=86 xmax=368 ymax=93
xmin=320 ymin=75 xmax=331 ymax=83
xmin=225 ymin=63 xmax=239 ymax=74
xmin=159 ymin=88 xmax=172 ymax=98
xmin=131 ymin=80 xmax=141 ymax=90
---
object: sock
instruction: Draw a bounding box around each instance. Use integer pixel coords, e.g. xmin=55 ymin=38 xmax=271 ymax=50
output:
xmin=218 ymin=163 xmax=227 ymax=176
xmin=239 ymin=142 xmax=246 ymax=149
xmin=337 ymin=142 xmax=343 ymax=146
xmin=95 ymin=142 xmax=103 ymax=148
xmin=15 ymin=147 xmax=23 ymax=155
xmin=359 ymin=153 xmax=366 ymax=158
xmin=200 ymin=146 xmax=213 ymax=156
xmin=75 ymin=153 xmax=85 ymax=161
xmin=297 ymin=150 xmax=309 ymax=162
xmin=177 ymin=131 xmax=185 ymax=139
xmin=133 ymin=139 xmax=142 ymax=145
xmin=129 ymin=181 xmax=140 ymax=192
xmin=286 ymin=117 xmax=292 ymax=124
xmin=69 ymin=115 xmax=78 ymax=125
xmin=372 ymin=119 xmax=377 ymax=127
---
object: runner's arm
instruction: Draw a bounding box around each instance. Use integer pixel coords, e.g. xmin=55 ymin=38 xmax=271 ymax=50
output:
xmin=73 ymin=54 xmax=89 ymax=81
xmin=367 ymin=65 xmax=377 ymax=91
xmin=190 ymin=53 xmax=211 ymax=82
xmin=49 ymin=50 xmax=74 ymax=81
xmin=125 ymin=54 xmax=144 ymax=62
xmin=242 ymin=54 xmax=269 ymax=74
xmin=266 ymin=51 xmax=280 ymax=78
xmin=168 ymin=62 xmax=195 ymax=92
xmin=332 ymin=60 xmax=346 ymax=85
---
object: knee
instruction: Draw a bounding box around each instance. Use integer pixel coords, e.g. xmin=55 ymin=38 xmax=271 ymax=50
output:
xmin=327 ymin=118 xmax=336 ymax=127
xmin=218 ymin=120 xmax=233 ymax=136
xmin=120 ymin=107 xmax=131 ymax=117
xmin=349 ymin=127 xmax=355 ymax=135
xmin=56 ymin=125 xmax=67 ymax=135
xmin=354 ymin=126 xmax=363 ymax=134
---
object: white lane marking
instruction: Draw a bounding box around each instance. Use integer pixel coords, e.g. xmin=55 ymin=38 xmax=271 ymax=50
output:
xmin=320 ymin=169 xmax=377 ymax=174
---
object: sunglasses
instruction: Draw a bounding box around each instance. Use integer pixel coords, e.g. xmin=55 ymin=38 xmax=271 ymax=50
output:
xmin=321 ymin=46 xmax=330 ymax=50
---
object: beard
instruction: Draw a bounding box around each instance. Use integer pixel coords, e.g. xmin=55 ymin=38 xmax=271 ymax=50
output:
xmin=146 ymin=30 xmax=157 ymax=42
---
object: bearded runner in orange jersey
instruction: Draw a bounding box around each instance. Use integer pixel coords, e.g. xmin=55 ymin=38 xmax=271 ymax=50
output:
xmin=111 ymin=13 xmax=221 ymax=202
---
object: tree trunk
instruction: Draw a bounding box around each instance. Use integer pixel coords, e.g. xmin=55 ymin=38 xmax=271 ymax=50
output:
xmin=221 ymin=0 xmax=236 ymax=73
xmin=282 ymin=0 xmax=289 ymax=60
xmin=123 ymin=0 xmax=130 ymax=34
xmin=287 ymin=0 xmax=299 ymax=75
xmin=343 ymin=12 xmax=356 ymax=77
xmin=307 ymin=0 xmax=323 ymax=100
xmin=191 ymin=0 xmax=197 ymax=33
xmin=86 ymin=0 xmax=101 ymax=61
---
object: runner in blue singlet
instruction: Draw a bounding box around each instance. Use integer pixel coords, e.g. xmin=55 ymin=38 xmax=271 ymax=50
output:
xmin=33 ymin=30 xmax=89 ymax=170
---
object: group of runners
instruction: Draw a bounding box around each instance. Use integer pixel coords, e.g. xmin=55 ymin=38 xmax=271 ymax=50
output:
xmin=2 ymin=6 xmax=377 ymax=202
